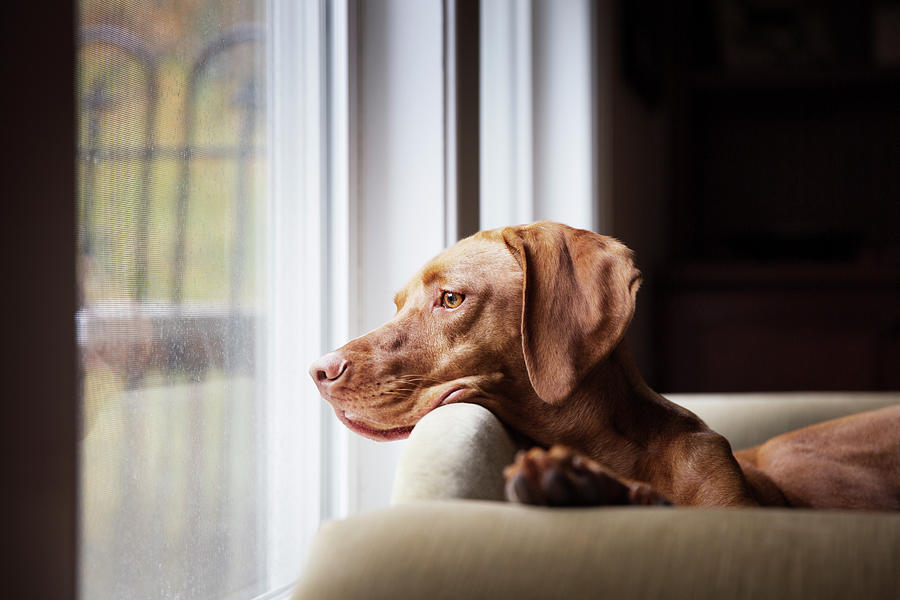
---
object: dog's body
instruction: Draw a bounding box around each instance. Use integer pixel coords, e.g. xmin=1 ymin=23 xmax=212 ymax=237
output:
xmin=311 ymin=222 xmax=900 ymax=509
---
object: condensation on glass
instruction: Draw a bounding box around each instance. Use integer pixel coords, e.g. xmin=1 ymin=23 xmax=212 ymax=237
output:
xmin=77 ymin=1 xmax=268 ymax=597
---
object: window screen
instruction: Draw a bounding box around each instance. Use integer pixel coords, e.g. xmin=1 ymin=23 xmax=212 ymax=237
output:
xmin=76 ymin=1 xmax=292 ymax=597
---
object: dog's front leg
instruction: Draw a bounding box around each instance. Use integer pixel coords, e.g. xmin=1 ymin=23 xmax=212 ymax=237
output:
xmin=504 ymin=445 xmax=673 ymax=507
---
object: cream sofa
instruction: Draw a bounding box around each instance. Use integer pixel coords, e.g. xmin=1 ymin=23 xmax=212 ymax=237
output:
xmin=294 ymin=393 xmax=900 ymax=599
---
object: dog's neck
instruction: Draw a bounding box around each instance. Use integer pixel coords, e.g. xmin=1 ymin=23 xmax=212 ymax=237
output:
xmin=547 ymin=341 xmax=690 ymax=473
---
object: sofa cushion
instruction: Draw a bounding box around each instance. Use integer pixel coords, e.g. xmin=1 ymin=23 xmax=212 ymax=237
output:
xmin=294 ymin=501 xmax=900 ymax=600
xmin=670 ymin=392 xmax=900 ymax=451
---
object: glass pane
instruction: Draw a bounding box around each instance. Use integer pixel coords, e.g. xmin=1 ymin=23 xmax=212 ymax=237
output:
xmin=77 ymin=1 xmax=268 ymax=597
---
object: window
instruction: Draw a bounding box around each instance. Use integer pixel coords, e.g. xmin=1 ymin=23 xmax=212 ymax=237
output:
xmin=77 ymin=1 xmax=328 ymax=597
xmin=74 ymin=1 xmax=603 ymax=596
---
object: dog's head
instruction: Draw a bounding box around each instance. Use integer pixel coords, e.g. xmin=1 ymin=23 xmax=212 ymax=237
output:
xmin=309 ymin=221 xmax=640 ymax=441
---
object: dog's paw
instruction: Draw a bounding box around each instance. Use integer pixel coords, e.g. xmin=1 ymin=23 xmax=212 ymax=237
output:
xmin=503 ymin=445 xmax=672 ymax=507
xmin=503 ymin=445 xmax=628 ymax=506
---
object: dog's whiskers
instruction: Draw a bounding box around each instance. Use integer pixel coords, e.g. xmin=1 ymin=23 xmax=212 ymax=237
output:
xmin=395 ymin=374 xmax=443 ymax=383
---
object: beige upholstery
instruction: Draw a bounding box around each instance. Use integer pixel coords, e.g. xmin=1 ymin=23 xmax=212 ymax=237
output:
xmin=391 ymin=403 xmax=518 ymax=504
xmin=294 ymin=393 xmax=900 ymax=599
xmin=295 ymin=502 xmax=900 ymax=600
xmin=670 ymin=392 xmax=900 ymax=452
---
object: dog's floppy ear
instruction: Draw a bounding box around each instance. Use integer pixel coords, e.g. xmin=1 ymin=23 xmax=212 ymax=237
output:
xmin=502 ymin=222 xmax=641 ymax=404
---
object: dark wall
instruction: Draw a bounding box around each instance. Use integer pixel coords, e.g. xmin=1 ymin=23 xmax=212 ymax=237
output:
xmin=1 ymin=3 xmax=78 ymax=599
xmin=612 ymin=1 xmax=900 ymax=392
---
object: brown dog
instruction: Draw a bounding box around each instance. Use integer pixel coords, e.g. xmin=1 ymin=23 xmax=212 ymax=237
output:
xmin=310 ymin=222 xmax=900 ymax=509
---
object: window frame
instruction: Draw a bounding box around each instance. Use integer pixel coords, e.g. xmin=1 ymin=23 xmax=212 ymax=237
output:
xmin=337 ymin=0 xmax=472 ymax=514
xmin=479 ymin=0 xmax=604 ymax=232
xmin=265 ymin=0 xmax=331 ymax=591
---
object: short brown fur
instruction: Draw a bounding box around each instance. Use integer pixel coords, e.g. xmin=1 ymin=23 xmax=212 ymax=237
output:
xmin=311 ymin=222 xmax=900 ymax=509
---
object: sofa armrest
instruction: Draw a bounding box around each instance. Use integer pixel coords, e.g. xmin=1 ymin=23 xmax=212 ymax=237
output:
xmin=391 ymin=403 xmax=517 ymax=504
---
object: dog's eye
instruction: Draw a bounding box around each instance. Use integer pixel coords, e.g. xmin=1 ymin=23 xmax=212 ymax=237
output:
xmin=441 ymin=291 xmax=464 ymax=309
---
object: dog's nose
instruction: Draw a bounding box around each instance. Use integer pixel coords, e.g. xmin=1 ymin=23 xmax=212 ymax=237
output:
xmin=309 ymin=351 xmax=349 ymax=389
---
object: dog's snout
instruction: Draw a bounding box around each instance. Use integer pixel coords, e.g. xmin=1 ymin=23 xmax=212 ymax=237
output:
xmin=310 ymin=351 xmax=349 ymax=388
